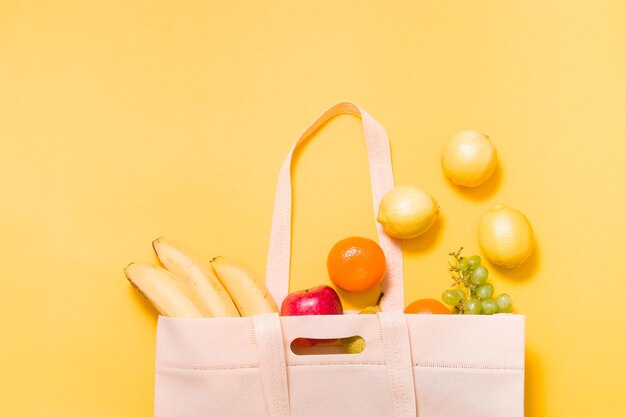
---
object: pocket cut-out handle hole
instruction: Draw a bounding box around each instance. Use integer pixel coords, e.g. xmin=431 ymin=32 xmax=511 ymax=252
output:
xmin=290 ymin=336 xmax=365 ymax=355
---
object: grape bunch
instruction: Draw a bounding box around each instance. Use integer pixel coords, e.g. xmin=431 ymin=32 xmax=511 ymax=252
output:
xmin=441 ymin=248 xmax=513 ymax=315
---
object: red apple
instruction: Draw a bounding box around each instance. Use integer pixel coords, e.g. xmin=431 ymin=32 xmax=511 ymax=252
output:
xmin=281 ymin=285 xmax=344 ymax=316
xmin=280 ymin=285 xmax=343 ymax=347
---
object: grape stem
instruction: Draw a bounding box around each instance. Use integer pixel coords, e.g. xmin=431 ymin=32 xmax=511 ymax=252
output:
xmin=448 ymin=247 xmax=477 ymax=314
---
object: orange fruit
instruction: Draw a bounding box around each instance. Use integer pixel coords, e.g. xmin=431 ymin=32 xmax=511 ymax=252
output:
xmin=327 ymin=237 xmax=386 ymax=292
xmin=404 ymin=299 xmax=451 ymax=314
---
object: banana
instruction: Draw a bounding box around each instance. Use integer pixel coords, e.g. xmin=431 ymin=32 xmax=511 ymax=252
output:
xmin=152 ymin=237 xmax=240 ymax=317
xmin=210 ymin=256 xmax=278 ymax=316
xmin=125 ymin=262 xmax=204 ymax=318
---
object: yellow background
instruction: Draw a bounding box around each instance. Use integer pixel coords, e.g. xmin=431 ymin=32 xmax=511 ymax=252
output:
xmin=1 ymin=1 xmax=625 ymax=416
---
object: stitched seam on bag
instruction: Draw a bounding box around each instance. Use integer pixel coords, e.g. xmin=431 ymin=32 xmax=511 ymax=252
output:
xmin=157 ymin=362 xmax=523 ymax=371
xmin=414 ymin=363 xmax=524 ymax=371
xmin=156 ymin=361 xmax=386 ymax=370
xmin=289 ymin=361 xmax=386 ymax=366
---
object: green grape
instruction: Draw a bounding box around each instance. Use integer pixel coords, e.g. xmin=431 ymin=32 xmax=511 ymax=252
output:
xmin=455 ymin=288 xmax=466 ymax=301
xmin=442 ymin=289 xmax=461 ymax=306
xmin=458 ymin=258 xmax=469 ymax=271
xmin=470 ymin=265 xmax=489 ymax=285
xmin=476 ymin=283 xmax=494 ymax=300
xmin=466 ymin=299 xmax=482 ymax=315
xmin=467 ymin=255 xmax=481 ymax=268
xmin=481 ymin=299 xmax=498 ymax=315
xmin=496 ymin=293 xmax=513 ymax=313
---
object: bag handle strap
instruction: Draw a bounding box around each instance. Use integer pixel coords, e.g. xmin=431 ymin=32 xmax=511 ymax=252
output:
xmin=265 ymin=102 xmax=404 ymax=311
xmin=253 ymin=313 xmax=291 ymax=417
xmin=377 ymin=311 xmax=418 ymax=417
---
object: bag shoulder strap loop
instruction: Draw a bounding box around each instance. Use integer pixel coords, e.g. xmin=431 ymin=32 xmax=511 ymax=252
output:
xmin=265 ymin=102 xmax=404 ymax=311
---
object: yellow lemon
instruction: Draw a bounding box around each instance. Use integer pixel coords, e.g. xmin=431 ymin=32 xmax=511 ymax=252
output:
xmin=441 ymin=130 xmax=497 ymax=187
xmin=377 ymin=185 xmax=439 ymax=239
xmin=478 ymin=205 xmax=534 ymax=268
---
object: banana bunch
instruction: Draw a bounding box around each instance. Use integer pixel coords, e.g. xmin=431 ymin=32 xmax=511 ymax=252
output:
xmin=124 ymin=237 xmax=278 ymax=318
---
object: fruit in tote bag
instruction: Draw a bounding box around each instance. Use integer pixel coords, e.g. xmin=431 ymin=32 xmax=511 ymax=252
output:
xmin=281 ymin=285 xmax=344 ymax=348
xmin=441 ymin=289 xmax=462 ymax=306
xmin=359 ymin=292 xmax=384 ymax=315
xmin=152 ymin=237 xmax=240 ymax=317
xmin=327 ymin=237 xmax=386 ymax=292
xmin=377 ymin=185 xmax=439 ymax=239
xmin=466 ymin=299 xmax=482 ymax=315
xmin=280 ymin=285 xmax=344 ymax=316
xmin=496 ymin=293 xmax=513 ymax=313
xmin=478 ymin=205 xmax=535 ymax=268
xmin=125 ymin=238 xmax=280 ymax=318
xmin=342 ymin=336 xmax=366 ymax=354
xmin=476 ymin=283 xmax=494 ymax=300
xmin=441 ymin=130 xmax=497 ymax=187
xmin=210 ymin=256 xmax=279 ymax=316
xmin=481 ymin=299 xmax=499 ymax=315
xmin=125 ymin=263 xmax=204 ymax=318
xmin=342 ymin=293 xmax=384 ymax=354
xmin=443 ymin=248 xmax=514 ymax=314
xmin=404 ymin=298 xmax=451 ymax=314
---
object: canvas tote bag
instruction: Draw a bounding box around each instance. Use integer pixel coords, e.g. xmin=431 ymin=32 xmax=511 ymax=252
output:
xmin=154 ymin=102 xmax=525 ymax=417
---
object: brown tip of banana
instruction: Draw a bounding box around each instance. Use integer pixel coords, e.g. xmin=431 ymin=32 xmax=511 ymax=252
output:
xmin=124 ymin=262 xmax=136 ymax=275
xmin=124 ymin=262 xmax=138 ymax=286
xmin=151 ymin=237 xmax=165 ymax=251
